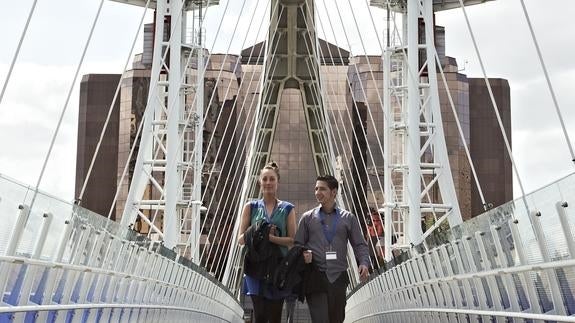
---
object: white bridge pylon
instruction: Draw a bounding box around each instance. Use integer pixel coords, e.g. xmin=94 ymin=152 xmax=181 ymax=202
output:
xmin=115 ymin=0 xmax=217 ymax=260
xmin=377 ymin=0 xmax=469 ymax=259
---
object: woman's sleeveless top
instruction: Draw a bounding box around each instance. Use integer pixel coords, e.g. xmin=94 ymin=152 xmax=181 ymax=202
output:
xmin=249 ymin=199 xmax=294 ymax=256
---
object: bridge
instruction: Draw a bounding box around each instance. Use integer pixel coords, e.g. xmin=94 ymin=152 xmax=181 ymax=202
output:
xmin=1 ymin=0 xmax=574 ymax=322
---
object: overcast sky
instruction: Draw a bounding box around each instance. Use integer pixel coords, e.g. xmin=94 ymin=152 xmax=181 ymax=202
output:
xmin=0 ymin=0 xmax=574 ymax=203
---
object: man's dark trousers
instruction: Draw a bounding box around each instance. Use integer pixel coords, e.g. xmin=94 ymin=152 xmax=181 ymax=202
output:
xmin=305 ymin=272 xmax=348 ymax=323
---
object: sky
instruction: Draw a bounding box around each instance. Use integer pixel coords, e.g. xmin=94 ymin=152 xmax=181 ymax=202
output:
xmin=0 ymin=0 xmax=574 ymax=203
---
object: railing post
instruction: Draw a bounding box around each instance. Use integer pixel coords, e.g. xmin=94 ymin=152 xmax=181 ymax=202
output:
xmin=143 ymin=252 xmax=161 ymax=321
xmin=405 ymin=259 xmax=424 ymax=311
xmin=12 ymin=212 xmax=53 ymax=322
xmin=397 ymin=264 xmax=410 ymax=307
xmin=416 ymin=255 xmax=438 ymax=322
xmin=174 ymin=265 xmax=186 ymax=307
xmin=508 ymin=218 xmax=542 ymax=314
xmin=450 ymin=240 xmax=475 ymax=310
xmin=85 ymin=234 xmax=115 ymax=322
xmin=35 ymin=219 xmax=72 ymax=322
xmin=54 ymin=225 xmax=91 ymax=323
xmin=0 ymin=205 xmax=29 ymax=322
xmin=439 ymin=244 xmax=465 ymax=321
xmin=153 ymin=256 xmax=169 ymax=321
xmin=166 ymin=262 xmax=178 ymax=307
xmin=124 ymin=247 xmax=142 ymax=312
xmin=415 ymin=256 xmax=435 ymax=323
xmin=54 ymin=219 xmax=74 ymax=263
xmin=125 ymin=247 xmax=145 ymax=322
xmin=173 ymin=265 xmax=184 ymax=305
xmin=72 ymin=225 xmax=92 ymax=266
xmin=490 ymin=224 xmax=521 ymax=313
xmin=529 ymin=210 xmax=566 ymax=315
xmin=390 ymin=267 xmax=407 ymax=311
xmin=475 ymin=231 xmax=505 ymax=323
xmin=5 ymin=204 xmax=30 ymax=256
xmin=422 ymin=251 xmax=444 ymax=323
xmin=382 ymin=271 xmax=394 ymax=313
xmin=71 ymin=230 xmax=106 ymax=323
xmin=556 ymin=201 xmax=575 ymax=258
xmin=32 ymin=212 xmax=52 ymax=259
xmin=101 ymin=240 xmax=126 ymax=321
xmin=431 ymin=249 xmax=452 ymax=322
xmin=461 ymin=235 xmax=490 ymax=321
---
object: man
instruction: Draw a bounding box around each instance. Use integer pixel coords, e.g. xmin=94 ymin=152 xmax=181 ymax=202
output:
xmin=294 ymin=175 xmax=370 ymax=323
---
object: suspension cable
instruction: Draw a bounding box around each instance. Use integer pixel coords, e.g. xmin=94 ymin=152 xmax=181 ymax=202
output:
xmin=108 ymin=0 xmax=210 ymax=219
xmin=180 ymin=0 xmax=273 ymax=259
xmin=214 ymin=50 xmax=285 ymax=277
xmin=302 ymin=5 xmax=389 ymax=267
xmin=221 ymin=91 xmax=280 ymax=283
xmin=298 ymin=10 xmax=385 ymax=276
xmin=202 ymin=62 xmax=275 ymax=270
xmin=109 ymin=0 xmax=222 ymax=221
xmin=218 ymin=25 xmax=290 ymax=280
xmin=29 ymin=0 xmax=106 ymax=214
xmin=407 ymin=0 xmax=487 ymax=209
xmin=77 ymin=0 xmax=152 ymax=204
xmin=300 ymin=5 xmax=377 ymax=211
xmin=457 ymin=0 xmax=530 ymax=213
xmin=143 ymin=0 xmax=250 ymax=239
xmin=0 ymin=0 xmax=39 ymax=107
xmin=299 ymin=6 xmax=369 ymax=217
xmin=322 ymin=0 xmax=427 ymax=218
xmin=518 ymin=0 xmax=575 ymax=163
xmin=377 ymin=1 xmax=467 ymax=225
xmin=300 ymin=41 xmax=381 ymax=272
xmin=196 ymin=11 xmax=281 ymax=270
xmin=329 ymin=0 xmax=463 ymax=240
xmin=319 ymin=0 xmax=387 ymax=198
xmin=317 ymin=0 xmax=405 ymax=211
xmin=385 ymin=4 xmax=448 ymax=225
xmin=209 ymin=57 xmax=285 ymax=276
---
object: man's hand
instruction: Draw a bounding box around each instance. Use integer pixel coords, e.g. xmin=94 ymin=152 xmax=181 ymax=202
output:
xmin=358 ymin=265 xmax=369 ymax=282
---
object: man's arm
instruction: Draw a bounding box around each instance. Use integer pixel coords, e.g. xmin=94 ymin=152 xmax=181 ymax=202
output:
xmin=348 ymin=214 xmax=371 ymax=268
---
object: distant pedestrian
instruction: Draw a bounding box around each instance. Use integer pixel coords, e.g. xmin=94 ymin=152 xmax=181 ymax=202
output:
xmin=366 ymin=207 xmax=384 ymax=264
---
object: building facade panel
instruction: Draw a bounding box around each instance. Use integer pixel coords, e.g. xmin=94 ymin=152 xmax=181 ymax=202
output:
xmin=75 ymin=74 xmax=121 ymax=219
xmin=469 ymin=78 xmax=512 ymax=216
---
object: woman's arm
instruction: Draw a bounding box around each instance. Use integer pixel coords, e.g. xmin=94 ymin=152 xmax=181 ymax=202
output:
xmin=237 ymin=203 xmax=251 ymax=245
xmin=269 ymin=208 xmax=296 ymax=247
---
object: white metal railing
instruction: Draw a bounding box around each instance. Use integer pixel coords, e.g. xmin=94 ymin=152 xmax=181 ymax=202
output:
xmin=0 ymin=173 xmax=243 ymax=322
xmin=346 ymin=171 xmax=575 ymax=322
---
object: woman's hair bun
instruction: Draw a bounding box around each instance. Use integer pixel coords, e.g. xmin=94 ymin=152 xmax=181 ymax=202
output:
xmin=267 ymin=161 xmax=279 ymax=169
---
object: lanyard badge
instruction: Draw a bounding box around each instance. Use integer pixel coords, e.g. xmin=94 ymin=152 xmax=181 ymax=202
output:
xmin=319 ymin=208 xmax=340 ymax=260
xmin=325 ymin=251 xmax=337 ymax=260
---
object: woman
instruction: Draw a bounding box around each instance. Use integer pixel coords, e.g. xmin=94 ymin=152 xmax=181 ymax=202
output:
xmin=238 ymin=161 xmax=297 ymax=323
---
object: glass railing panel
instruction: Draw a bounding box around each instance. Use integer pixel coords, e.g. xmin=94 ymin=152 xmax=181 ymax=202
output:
xmin=348 ymin=172 xmax=575 ymax=320
xmin=0 ymin=173 xmax=243 ymax=321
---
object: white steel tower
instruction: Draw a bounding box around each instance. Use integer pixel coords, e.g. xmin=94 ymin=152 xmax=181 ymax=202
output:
xmin=373 ymin=0 xmax=494 ymax=260
xmin=113 ymin=0 xmax=218 ymax=260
